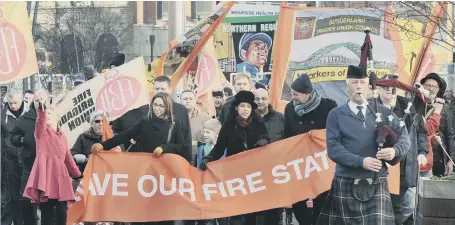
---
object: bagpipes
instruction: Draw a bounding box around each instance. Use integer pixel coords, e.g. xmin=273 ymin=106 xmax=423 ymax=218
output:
xmin=352 ymin=71 xmax=400 ymax=202
xmin=352 ymin=72 xmax=430 ymax=202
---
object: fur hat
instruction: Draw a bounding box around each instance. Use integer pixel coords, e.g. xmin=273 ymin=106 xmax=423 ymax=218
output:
xmin=204 ymin=119 xmax=222 ymax=134
xmin=232 ymin=91 xmax=258 ymax=110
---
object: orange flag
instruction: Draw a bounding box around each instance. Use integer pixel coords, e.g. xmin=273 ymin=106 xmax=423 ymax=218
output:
xmin=101 ymin=114 xmax=121 ymax=152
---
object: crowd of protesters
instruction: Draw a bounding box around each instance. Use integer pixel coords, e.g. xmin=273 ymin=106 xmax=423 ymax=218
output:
xmin=1 ymin=58 xmax=455 ymax=225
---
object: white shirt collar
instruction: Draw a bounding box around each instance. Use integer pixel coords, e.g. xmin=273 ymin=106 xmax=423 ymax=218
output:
xmin=348 ymin=100 xmax=368 ymax=115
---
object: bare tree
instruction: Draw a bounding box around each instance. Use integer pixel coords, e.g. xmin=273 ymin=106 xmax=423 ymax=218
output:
xmin=321 ymin=1 xmax=454 ymax=52
xmin=34 ymin=1 xmax=135 ymax=94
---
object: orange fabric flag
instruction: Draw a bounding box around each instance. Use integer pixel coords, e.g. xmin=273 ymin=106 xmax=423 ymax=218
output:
xmin=101 ymin=114 xmax=121 ymax=152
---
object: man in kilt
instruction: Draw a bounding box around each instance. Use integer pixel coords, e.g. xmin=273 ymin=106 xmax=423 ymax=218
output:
xmin=316 ymin=65 xmax=411 ymax=225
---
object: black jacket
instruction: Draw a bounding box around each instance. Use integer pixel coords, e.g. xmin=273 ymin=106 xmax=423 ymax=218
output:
xmin=205 ymin=115 xmax=269 ymax=161
xmin=284 ymin=98 xmax=337 ymax=138
xmin=9 ymin=105 xmax=37 ymax=167
xmin=71 ymin=129 xmax=102 ymax=173
xmin=101 ymin=116 xmax=189 ymax=162
xmin=1 ymin=102 xmax=28 ymax=158
xmin=404 ymin=114 xmax=428 ymax=187
xmin=173 ymin=102 xmax=192 ymax=163
xmin=111 ymin=104 xmax=150 ymax=152
xmin=414 ymin=98 xmax=455 ymax=164
xmin=218 ymin=98 xmax=234 ymax=125
xmin=448 ymin=99 xmax=455 ymax=132
xmin=111 ymin=102 xmax=191 ymax=162
xmin=262 ymin=105 xmax=284 ymax=143
xmin=71 ymin=129 xmax=102 ymax=157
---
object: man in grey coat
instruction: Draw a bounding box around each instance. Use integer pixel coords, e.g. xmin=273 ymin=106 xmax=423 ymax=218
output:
xmin=317 ymin=65 xmax=411 ymax=225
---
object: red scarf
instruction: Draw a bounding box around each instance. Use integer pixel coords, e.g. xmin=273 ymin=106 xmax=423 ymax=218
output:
xmin=236 ymin=115 xmax=252 ymax=128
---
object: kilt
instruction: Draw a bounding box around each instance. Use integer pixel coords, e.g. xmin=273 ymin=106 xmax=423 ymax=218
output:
xmin=316 ymin=176 xmax=395 ymax=225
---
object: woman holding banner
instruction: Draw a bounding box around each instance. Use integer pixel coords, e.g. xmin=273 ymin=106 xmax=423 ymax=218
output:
xmin=199 ymin=90 xmax=269 ymax=225
xmin=91 ymin=92 xmax=185 ymax=225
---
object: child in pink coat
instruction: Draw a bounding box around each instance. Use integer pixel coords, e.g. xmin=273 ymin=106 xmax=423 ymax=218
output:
xmin=23 ymin=101 xmax=81 ymax=225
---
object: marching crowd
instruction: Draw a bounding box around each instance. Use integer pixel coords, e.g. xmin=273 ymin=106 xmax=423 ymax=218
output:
xmin=1 ymin=61 xmax=455 ymax=225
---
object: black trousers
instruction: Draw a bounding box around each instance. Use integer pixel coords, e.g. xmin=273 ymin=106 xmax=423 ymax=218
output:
xmin=131 ymin=222 xmax=174 ymax=225
xmin=292 ymin=191 xmax=328 ymax=225
xmin=264 ymin=208 xmax=282 ymax=225
xmin=229 ymin=212 xmax=261 ymax=225
xmin=20 ymin=163 xmax=37 ymax=225
xmin=1 ymin=154 xmax=23 ymax=225
xmin=40 ymin=199 xmax=67 ymax=225
xmin=1 ymin=154 xmax=11 ymax=225
xmin=390 ymin=185 xmax=409 ymax=225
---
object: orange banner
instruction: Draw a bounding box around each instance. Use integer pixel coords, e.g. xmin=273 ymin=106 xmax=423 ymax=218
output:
xmin=0 ymin=2 xmax=39 ymax=84
xmin=69 ymin=130 xmax=332 ymax=223
xmin=68 ymin=129 xmax=400 ymax=223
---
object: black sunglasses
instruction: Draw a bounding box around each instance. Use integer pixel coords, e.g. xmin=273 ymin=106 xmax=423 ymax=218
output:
xmin=94 ymin=120 xmax=112 ymax=125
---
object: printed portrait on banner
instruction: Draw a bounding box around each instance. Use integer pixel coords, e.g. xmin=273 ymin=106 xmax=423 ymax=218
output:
xmin=214 ymin=16 xmax=277 ymax=90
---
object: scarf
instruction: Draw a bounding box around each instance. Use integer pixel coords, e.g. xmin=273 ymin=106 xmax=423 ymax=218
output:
xmin=10 ymin=102 xmax=24 ymax=119
xmin=293 ymin=90 xmax=322 ymax=117
xmin=202 ymin=144 xmax=213 ymax=157
xmin=236 ymin=115 xmax=252 ymax=128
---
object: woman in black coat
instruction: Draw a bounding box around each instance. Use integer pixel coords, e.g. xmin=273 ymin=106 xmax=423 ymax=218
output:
xmin=91 ymin=92 xmax=188 ymax=163
xmin=199 ymin=90 xmax=269 ymax=225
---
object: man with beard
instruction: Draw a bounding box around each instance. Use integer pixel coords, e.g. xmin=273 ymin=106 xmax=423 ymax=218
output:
xmin=283 ymin=74 xmax=337 ymax=225
xmin=254 ymin=88 xmax=285 ymax=225
xmin=212 ymin=89 xmax=225 ymax=118
xmin=374 ymin=75 xmax=429 ymax=225
xmin=1 ymin=89 xmax=29 ymax=225
xmin=10 ymin=89 xmax=50 ymax=225
xmin=219 ymin=73 xmax=253 ymax=125
xmin=414 ymin=73 xmax=455 ymax=177
xmin=317 ymin=65 xmax=410 ymax=225
xmin=236 ymin=33 xmax=272 ymax=86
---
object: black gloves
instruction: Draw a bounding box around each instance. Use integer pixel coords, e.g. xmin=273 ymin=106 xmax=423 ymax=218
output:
xmin=199 ymin=158 xmax=211 ymax=171
xmin=255 ymin=138 xmax=269 ymax=147
xmin=72 ymin=174 xmax=84 ymax=180
xmin=38 ymin=101 xmax=47 ymax=111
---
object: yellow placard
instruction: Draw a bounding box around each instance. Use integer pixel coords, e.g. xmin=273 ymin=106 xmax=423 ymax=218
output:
xmin=0 ymin=2 xmax=38 ymax=84
xmin=293 ymin=67 xmax=392 ymax=83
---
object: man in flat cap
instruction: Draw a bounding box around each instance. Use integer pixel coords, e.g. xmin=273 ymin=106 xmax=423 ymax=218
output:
xmin=236 ymin=33 xmax=272 ymax=85
xmin=283 ymin=73 xmax=337 ymax=225
xmin=317 ymin=65 xmax=410 ymax=225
